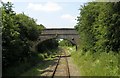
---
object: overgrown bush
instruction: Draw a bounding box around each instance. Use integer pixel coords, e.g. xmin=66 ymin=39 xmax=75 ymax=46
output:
xmin=74 ymin=2 xmax=120 ymax=76
xmin=2 ymin=2 xmax=44 ymax=76
xmin=75 ymin=2 xmax=120 ymax=53
xmin=70 ymin=47 xmax=120 ymax=76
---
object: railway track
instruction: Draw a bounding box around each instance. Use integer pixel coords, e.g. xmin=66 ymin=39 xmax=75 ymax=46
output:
xmin=51 ymin=49 xmax=70 ymax=78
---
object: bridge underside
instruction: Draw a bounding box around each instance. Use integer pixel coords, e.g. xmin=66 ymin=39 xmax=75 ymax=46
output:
xmin=30 ymin=34 xmax=80 ymax=52
xmin=39 ymin=34 xmax=79 ymax=44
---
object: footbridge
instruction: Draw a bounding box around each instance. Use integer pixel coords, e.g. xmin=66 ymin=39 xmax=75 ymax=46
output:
xmin=31 ymin=28 xmax=80 ymax=52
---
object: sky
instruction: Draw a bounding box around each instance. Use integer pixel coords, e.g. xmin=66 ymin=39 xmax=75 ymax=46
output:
xmin=1 ymin=0 xmax=120 ymax=28
xmin=1 ymin=0 xmax=91 ymax=28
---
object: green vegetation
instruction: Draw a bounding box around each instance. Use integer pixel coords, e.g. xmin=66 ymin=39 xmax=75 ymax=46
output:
xmin=75 ymin=2 xmax=120 ymax=53
xmin=21 ymin=48 xmax=60 ymax=76
xmin=37 ymin=39 xmax=59 ymax=53
xmin=59 ymin=39 xmax=74 ymax=47
xmin=72 ymin=2 xmax=120 ymax=76
xmin=2 ymin=1 xmax=120 ymax=76
xmin=70 ymin=47 xmax=119 ymax=76
xmin=1 ymin=2 xmax=58 ymax=76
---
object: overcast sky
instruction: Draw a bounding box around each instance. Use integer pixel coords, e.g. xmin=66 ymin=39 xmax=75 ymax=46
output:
xmin=1 ymin=0 xmax=91 ymax=28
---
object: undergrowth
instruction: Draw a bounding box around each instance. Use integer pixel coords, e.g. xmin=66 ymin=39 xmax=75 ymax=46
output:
xmin=67 ymin=47 xmax=120 ymax=76
xmin=4 ymin=48 xmax=59 ymax=76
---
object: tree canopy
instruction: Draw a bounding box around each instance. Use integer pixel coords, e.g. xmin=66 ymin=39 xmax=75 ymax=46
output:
xmin=75 ymin=2 xmax=120 ymax=53
xmin=2 ymin=2 xmax=45 ymax=68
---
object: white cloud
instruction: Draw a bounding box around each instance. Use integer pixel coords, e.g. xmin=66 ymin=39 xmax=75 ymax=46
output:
xmin=1 ymin=0 xmax=9 ymax=3
xmin=1 ymin=0 xmax=14 ymax=3
xmin=61 ymin=14 xmax=76 ymax=22
xmin=1 ymin=0 xmax=119 ymax=3
xmin=27 ymin=2 xmax=62 ymax=12
xmin=1 ymin=0 xmax=88 ymax=2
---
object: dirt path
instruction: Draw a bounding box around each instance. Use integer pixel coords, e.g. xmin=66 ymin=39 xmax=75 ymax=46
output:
xmin=67 ymin=56 xmax=80 ymax=76
xmin=40 ymin=58 xmax=58 ymax=76
xmin=65 ymin=48 xmax=81 ymax=76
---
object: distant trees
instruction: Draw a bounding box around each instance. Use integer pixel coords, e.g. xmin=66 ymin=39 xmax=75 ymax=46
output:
xmin=2 ymin=2 xmax=44 ymax=69
xmin=75 ymin=2 xmax=120 ymax=53
xmin=59 ymin=39 xmax=73 ymax=46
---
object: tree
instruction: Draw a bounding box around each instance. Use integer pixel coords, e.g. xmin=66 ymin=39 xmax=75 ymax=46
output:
xmin=76 ymin=2 xmax=120 ymax=53
xmin=2 ymin=2 xmax=45 ymax=69
xmin=2 ymin=2 xmax=21 ymax=67
xmin=59 ymin=39 xmax=73 ymax=46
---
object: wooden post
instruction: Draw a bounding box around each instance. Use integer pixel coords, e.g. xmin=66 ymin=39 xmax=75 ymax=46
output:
xmin=76 ymin=45 xmax=77 ymax=51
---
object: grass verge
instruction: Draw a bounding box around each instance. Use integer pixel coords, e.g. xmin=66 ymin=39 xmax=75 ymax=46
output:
xmin=66 ymin=47 xmax=120 ymax=76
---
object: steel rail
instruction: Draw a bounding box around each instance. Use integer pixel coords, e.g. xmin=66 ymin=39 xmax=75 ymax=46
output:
xmin=51 ymin=49 xmax=70 ymax=78
xmin=64 ymin=50 xmax=70 ymax=78
xmin=51 ymin=55 xmax=61 ymax=78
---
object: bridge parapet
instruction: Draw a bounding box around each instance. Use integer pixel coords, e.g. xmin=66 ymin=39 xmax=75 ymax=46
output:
xmin=41 ymin=28 xmax=78 ymax=35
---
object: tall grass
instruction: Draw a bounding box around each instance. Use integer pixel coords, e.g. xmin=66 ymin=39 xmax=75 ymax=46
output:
xmin=68 ymin=47 xmax=120 ymax=76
